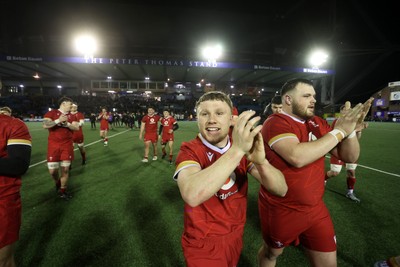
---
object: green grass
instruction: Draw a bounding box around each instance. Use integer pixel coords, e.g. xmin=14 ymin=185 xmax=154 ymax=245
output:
xmin=16 ymin=121 xmax=400 ymax=267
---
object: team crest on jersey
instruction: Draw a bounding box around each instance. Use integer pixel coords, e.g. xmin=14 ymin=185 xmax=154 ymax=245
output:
xmin=206 ymin=152 xmax=214 ymax=161
xmin=274 ymin=241 xmax=284 ymax=248
xmin=308 ymin=120 xmax=319 ymax=127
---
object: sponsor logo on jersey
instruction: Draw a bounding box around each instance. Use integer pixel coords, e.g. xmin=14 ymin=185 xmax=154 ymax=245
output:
xmin=309 ymin=132 xmax=317 ymax=141
xmin=215 ymin=172 xmax=238 ymax=200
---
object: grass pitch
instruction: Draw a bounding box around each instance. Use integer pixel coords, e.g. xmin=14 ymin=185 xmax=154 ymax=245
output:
xmin=16 ymin=121 xmax=400 ymax=267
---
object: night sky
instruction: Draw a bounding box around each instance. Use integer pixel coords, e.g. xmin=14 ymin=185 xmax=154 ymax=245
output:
xmin=1 ymin=0 xmax=399 ymax=104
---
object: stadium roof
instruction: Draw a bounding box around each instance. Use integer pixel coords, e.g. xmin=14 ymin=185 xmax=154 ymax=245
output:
xmin=0 ymin=0 xmax=399 ymax=105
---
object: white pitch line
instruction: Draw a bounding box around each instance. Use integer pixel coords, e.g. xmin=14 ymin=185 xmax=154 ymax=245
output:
xmin=29 ymin=133 xmax=400 ymax=178
xmin=28 ymin=129 xmax=131 ymax=168
xmin=356 ymin=164 xmax=400 ymax=178
xmin=325 ymin=155 xmax=400 ymax=178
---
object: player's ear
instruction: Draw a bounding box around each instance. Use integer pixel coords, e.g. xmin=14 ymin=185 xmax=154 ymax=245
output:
xmin=284 ymin=94 xmax=292 ymax=105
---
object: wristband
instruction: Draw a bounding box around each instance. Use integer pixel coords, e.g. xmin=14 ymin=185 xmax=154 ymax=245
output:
xmin=79 ymin=121 xmax=83 ymax=127
xmin=329 ymin=129 xmax=346 ymax=143
xmin=66 ymin=122 xmax=71 ymax=127
xmin=347 ymin=130 xmax=356 ymax=139
xmin=54 ymin=119 xmax=60 ymax=124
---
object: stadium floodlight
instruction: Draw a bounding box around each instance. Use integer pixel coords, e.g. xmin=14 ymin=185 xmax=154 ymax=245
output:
xmin=308 ymin=50 xmax=328 ymax=68
xmin=75 ymin=34 xmax=97 ymax=59
xmin=202 ymin=44 xmax=223 ymax=63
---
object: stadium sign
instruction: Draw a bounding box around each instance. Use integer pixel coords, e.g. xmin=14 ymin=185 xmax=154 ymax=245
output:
xmin=390 ymin=91 xmax=400 ymax=101
xmin=388 ymin=81 xmax=400 ymax=87
xmin=1 ymin=55 xmax=334 ymax=75
xmin=374 ymin=99 xmax=386 ymax=106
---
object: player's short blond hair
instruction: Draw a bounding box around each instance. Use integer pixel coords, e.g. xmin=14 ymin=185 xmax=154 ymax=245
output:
xmin=195 ymin=91 xmax=233 ymax=113
xmin=0 ymin=106 xmax=12 ymax=115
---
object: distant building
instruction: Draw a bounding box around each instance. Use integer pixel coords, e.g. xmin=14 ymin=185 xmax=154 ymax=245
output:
xmin=370 ymin=81 xmax=400 ymax=122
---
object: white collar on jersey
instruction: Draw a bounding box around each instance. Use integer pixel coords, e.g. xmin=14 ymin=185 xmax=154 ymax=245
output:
xmin=280 ymin=111 xmax=305 ymax=124
xmin=198 ymin=133 xmax=231 ymax=154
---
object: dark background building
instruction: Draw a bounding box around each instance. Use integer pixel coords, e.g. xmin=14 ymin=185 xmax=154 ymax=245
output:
xmin=1 ymin=0 xmax=399 ymax=115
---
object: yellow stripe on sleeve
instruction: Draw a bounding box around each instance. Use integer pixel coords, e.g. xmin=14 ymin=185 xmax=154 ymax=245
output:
xmin=176 ymin=160 xmax=200 ymax=171
xmin=268 ymin=133 xmax=297 ymax=147
xmin=7 ymin=139 xmax=32 ymax=146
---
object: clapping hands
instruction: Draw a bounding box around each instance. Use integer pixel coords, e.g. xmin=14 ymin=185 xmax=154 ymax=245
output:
xmin=231 ymin=110 xmax=266 ymax=164
xmin=334 ymin=97 xmax=373 ymax=136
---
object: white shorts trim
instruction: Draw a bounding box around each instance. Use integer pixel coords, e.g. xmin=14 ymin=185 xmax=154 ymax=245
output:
xmin=47 ymin=162 xmax=59 ymax=169
xmin=60 ymin=161 xmax=71 ymax=167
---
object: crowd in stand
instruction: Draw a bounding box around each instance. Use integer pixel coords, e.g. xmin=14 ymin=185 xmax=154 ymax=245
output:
xmin=0 ymin=94 xmax=201 ymax=121
xmin=0 ymin=93 xmax=268 ymax=121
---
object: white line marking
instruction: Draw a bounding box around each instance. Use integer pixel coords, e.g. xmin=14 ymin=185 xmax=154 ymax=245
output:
xmin=357 ymin=164 xmax=400 ymax=178
xmin=324 ymin=154 xmax=399 ymax=178
xmin=28 ymin=130 xmax=130 ymax=168
xmin=29 ymin=132 xmax=399 ymax=178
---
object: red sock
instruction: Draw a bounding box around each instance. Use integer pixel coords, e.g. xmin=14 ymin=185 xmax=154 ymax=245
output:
xmin=347 ymin=177 xmax=356 ymax=190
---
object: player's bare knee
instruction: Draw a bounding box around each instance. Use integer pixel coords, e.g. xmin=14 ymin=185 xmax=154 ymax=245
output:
xmin=260 ymin=243 xmax=283 ymax=261
xmin=346 ymin=169 xmax=355 ymax=177
xmin=327 ymin=170 xmax=339 ymax=177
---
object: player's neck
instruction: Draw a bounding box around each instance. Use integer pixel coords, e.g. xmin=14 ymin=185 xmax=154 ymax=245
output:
xmin=59 ymin=108 xmax=68 ymax=114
